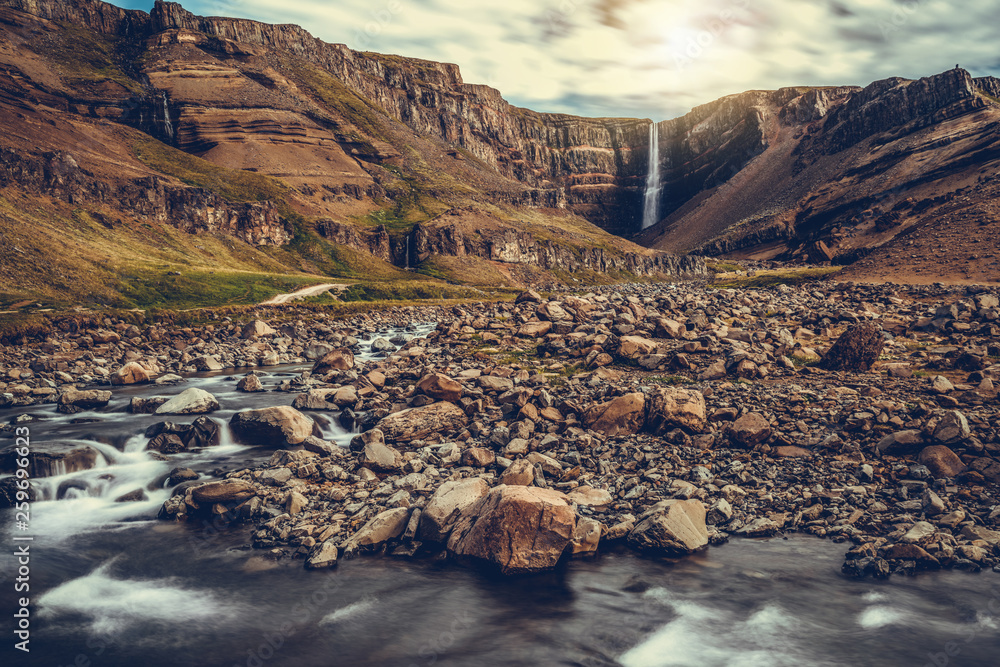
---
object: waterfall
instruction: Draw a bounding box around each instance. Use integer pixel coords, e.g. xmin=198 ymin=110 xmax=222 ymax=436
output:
xmin=162 ymin=92 xmax=174 ymax=141
xmin=405 ymin=232 xmax=413 ymax=270
xmin=641 ymin=122 xmax=661 ymax=230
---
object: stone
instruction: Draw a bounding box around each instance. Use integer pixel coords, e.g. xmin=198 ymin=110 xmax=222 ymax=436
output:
xmin=932 ymin=411 xmax=970 ymax=444
xmin=191 ymin=480 xmax=255 ymax=505
xmin=461 ymin=447 xmax=496 ymax=468
xmin=447 ymin=485 xmax=576 ymax=574
xmin=618 ymin=336 xmax=658 ymax=359
xmin=627 ymin=500 xmax=708 ymax=555
xmin=931 ymin=375 xmax=955 ymax=395
xmin=305 ymin=540 xmax=339 ymax=569
xmin=877 ymin=430 xmax=925 ymax=455
xmin=237 ymin=375 xmax=265 ymax=392
xmin=736 ymin=517 xmax=782 ymax=537
xmin=583 ymin=393 xmax=646 ymax=436
xmin=567 ymin=486 xmax=613 ymax=509
xmin=917 ymin=445 xmax=966 ymax=479
xmin=419 ymin=478 xmax=490 ymax=543
xmin=376 ymin=402 xmax=469 ymax=444
xmin=646 ymin=387 xmax=707 ymax=434
xmin=166 ymin=468 xmax=199 ymax=486
xmin=819 ymin=323 xmax=884 ymax=371
xmin=147 ymin=433 xmax=186 ymax=454
xmin=194 ymin=356 xmax=224 ymax=372
xmin=155 ymin=388 xmax=220 ymax=415
xmin=242 ymin=320 xmax=276 ymax=339
xmin=416 ymin=373 xmax=463 ymax=402
xmin=130 ymin=397 xmax=167 ymax=414
xmin=921 ymin=488 xmax=946 ymax=516
xmin=729 ymin=413 xmax=771 ymax=448
xmin=230 ymin=406 xmax=315 ymax=447
xmin=570 ymin=517 xmax=602 ymax=556
xmin=901 ymin=521 xmax=936 ymax=544
xmin=515 ymin=289 xmax=543 ymax=304
xmin=110 ymin=362 xmax=150 ymax=385
xmin=286 ymin=490 xmax=308 ymax=515
xmin=498 ymin=458 xmax=535 ymax=486
xmin=361 ymin=441 xmax=404 ymax=473
xmin=302 ymin=436 xmax=340 ymax=457
xmin=57 ymin=389 xmax=112 ymax=413
xmin=517 ymin=321 xmax=552 ymax=337
xmin=313 ymin=348 xmax=355 ymax=374
xmin=479 ymin=375 xmax=514 ymax=392
xmin=342 ymin=507 xmax=410 ymax=552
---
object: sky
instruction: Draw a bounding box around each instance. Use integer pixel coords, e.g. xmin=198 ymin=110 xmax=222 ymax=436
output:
xmin=109 ymin=0 xmax=1000 ymax=120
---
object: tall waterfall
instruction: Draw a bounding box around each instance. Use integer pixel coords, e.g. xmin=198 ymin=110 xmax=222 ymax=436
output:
xmin=641 ymin=122 xmax=661 ymax=230
xmin=162 ymin=92 xmax=174 ymax=141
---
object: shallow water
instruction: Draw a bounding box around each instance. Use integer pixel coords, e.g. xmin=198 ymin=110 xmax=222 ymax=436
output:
xmin=3 ymin=323 xmax=1000 ymax=666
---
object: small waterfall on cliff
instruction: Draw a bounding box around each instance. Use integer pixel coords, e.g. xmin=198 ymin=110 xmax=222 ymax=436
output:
xmin=162 ymin=92 xmax=174 ymax=142
xmin=405 ymin=231 xmax=413 ymax=270
xmin=641 ymin=122 xmax=661 ymax=230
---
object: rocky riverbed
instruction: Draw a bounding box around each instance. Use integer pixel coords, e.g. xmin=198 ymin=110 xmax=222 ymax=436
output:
xmin=3 ymin=281 xmax=1000 ymax=580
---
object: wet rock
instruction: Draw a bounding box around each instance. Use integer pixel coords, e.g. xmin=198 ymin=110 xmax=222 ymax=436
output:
xmin=155 ymin=388 xmax=220 ymax=415
xmin=646 ymin=387 xmax=707 ymax=434
xmin=191 ymin=480 xmax=255 ymax=505
xmin=130 ymin=396 xmax=168 ymax=414
xmin=166 ymin=468 xmax=199 ymax=486
xmin=419 ymin=478 xmax=490 ymax=543
xmin=570 ymin=517 xmax=602 ymax=556
xmin=416 ymin=373 xmax=463 ymax=402
xmin=57 ymin=389 xmax=111 ymax=414
xmin=342 ymin=507 xmax=410 ymax=553
xmin=305 ymin=540 xmax=339 ymax=569
xmin=627 ymin=499 xmax=708 ymax=556
xmin=736 ymin=517 xmax=782 ymax=537
xmin=114 ymin=488 xmax=147 ymax=503
xmin=230 ymin=406 xmax=315 ymax=447
xmin=237 ymin=375 xmax=265 ymax=392
xmin=0 ymin=476 xmax=36 ymax=508
xmin=376 ymin=402 xmax=468 ymax=444
xmin=1 ymin=443 xmax=98 ymax=477
xmin=313 ymin=348 xmax=355 ymax=374
xmin=194 ymin=356 xmax=224 ymax=372
xmin=148 ymin=433 xmax=186 ymax=454
xmin=819 ymin=323 xmax=884 ymax=371
xmin=728 ymin=413 xmax=772 ymax=448
xmin=583 ymin=393 xmax=646 ymax=436
xmin=447 ymin=485 xmax=576 ymax=574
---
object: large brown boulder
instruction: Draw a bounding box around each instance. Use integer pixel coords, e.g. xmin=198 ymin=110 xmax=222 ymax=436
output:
xmin=447 ymin=485 xmax=576 ymax=574
xmin=728 ymin=412 xmax=771 ymax=447
xmin=627 ymin=499 xmax=708 ymax=555
xmin=230 ymin=406 xmax=315 ymax=447
xmin=416 ymin=373 xmax=463 ymax=402
xmin=376 ymin=402 xmax=468 ymax=444
xmin=583 ymin=393 xmax=646 ymax=436
xmin=917 ymin=445 xmax=966 ymax=479
xmin=57 ymin=389 xmax=112 ymax=413
xmin=418 ymin=478 xmax=490 ymax=543
xmin=191 ymin=480 xmax=255 ymax=505
xmin=312 ymin=348 xmax=355 ymax=374
xmin=819 ymin=323 xmax=884 ymax=371
xmin=646 ymin=387 xmax=707 ymax=434
xmin=110 ymin=362 xmax=150 ymax=386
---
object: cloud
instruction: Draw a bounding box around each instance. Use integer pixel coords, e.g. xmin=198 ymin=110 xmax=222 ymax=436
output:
xmin=111 ymin=0 xmax=1000 ymax=120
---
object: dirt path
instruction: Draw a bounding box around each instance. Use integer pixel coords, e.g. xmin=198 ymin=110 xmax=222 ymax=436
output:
xmin=260 ymin=283 xmax=349 ymax=306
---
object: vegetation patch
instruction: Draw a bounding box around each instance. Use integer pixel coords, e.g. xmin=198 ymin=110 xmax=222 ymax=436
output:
xmin=340 ymin=281 xmax=481 ymax=302
xmin=713 ymin=267 xmax=842 ymax=289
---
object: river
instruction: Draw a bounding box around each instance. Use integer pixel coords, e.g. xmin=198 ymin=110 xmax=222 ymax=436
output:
xmin=2 ymin=325 xmax=999 ymax=666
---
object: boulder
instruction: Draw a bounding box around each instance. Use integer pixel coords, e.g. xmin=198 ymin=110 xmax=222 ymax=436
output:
xmin=515 ymin=289 xmax=542 ymax=304
xmin=618 ymin=336 xmax=658 ymax=359
xmin=376 ymin=402 xmax=469 ymax=444
xmin=342 ymin=507 xmax=410 ymax=552
xmin=110 ymin=362 xmax=150 ymax=386
xmin=461 ymin=447 xmax=496 ymax=468
xmin=57 ymin=389 xmax=112 ymax=413
xmin=241 ymin=320 xmax=276 ymax=339
xmin=917 ymin=445 xmax=966 ymax=479
xmin=313 ymin=348 xmax=355 ymax=374
xmin=360 ymin=441 xmax=404 ymax=473
xmin=194 ymin=356 xmax=223 ymax=372
xmin=567 ymin=486 xmax=613 ymax=509
xmin=416 ymin=373 xmax=463 ymax=402
xmin=877 ymin=429 xmax=925 ymax=455
xmin=728 ymin=413 xmax=771 ymax=448
xmin=447 ymin=485 xmax=576 ymax=574
xmin=237 ymin=375 xmax=265 ymax=392
xmin=583 ymin=393 xmax=646 ymax=437
xmin=191 ymin=480 xmax=255 ymax=505
xmin=627 ymin=499 xmax=708 ymax=555
xmin=305 ymin=540 xmax=339 ymax=569
xmin=230 ymin=406 xmax=315 ymax=447
xmin=819 ymin=323 xmax=884 ymax=371
xmin=932 ymin=411 xmax=970 ymax=444
xmin=418 ymin=478 xmax=490 ymax=543
xmin=570 ymin=517 xmax=602 ymax=556
xmin=498 ymin=458 xmax=535 ymax=486
xmin=129 ymin=396 xmax=167 ymax=414
xmin=646 ymin=387 xmax=707 ymax=434
xmin=155 ymin=388 xmax=220 ymax=415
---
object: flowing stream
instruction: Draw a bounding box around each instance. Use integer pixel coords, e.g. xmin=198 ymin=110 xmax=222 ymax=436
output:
xmin=2 ymin=324 xmax=1000 ymax=665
